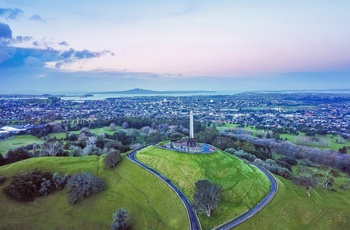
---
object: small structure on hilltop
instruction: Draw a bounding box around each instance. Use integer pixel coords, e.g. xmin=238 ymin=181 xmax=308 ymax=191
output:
xmin=187 ymin=111 xmax=196 ymax=147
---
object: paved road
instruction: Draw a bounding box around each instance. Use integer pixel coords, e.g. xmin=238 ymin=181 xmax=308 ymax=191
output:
xmin=127 ymin=147 xmax=202 ymax=230
xmin=214 ymin=162 xmax=278 ymax=230
xmin=127 ymin=147 xmax=278 ymax=230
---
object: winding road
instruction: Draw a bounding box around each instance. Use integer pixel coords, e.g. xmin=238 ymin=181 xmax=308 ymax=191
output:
xmin=127 ymin=147 xmax=278 ymax=230
xmin=127 ymin=147 xmax=201 ymax=230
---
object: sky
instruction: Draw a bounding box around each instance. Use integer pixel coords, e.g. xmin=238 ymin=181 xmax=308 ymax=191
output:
xmin=0 ymin=0 xmax=350 ymax=93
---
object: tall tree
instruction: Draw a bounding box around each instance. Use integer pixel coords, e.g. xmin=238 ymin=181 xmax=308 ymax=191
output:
xmin=193 ymin=179 xmax=220 ymax=217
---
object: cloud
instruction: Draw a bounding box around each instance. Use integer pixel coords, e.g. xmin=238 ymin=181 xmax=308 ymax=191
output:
xmin=30 ymin=14 xmax=46 ymax=23
xmin=0 ymin=46 xmax=113 ymax=69
xmin=0 ymin=22 xmax=12 ymax=39
xmin=59 ymin=41 xmax=69 ymax=46
xmin=0 ymin=23 xmax=113 ymax=69
xmin=0 ymin=7 xmax=23 ymax=20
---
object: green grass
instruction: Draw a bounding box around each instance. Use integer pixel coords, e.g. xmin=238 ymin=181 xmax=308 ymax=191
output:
xmin=136 ymin=146 xmax=270 ymax=229
xmin=0 ymin=135 xmax=43 ymax=154
xmin=280 ymin=133 xmax=350 ymax=151
xmin=0 ymin=155 xmax=188 ymax=230
xmin=48 ymin=126 xmax=122 ymax=139
xmin=236 ymin=175 xmax=350 ymax=230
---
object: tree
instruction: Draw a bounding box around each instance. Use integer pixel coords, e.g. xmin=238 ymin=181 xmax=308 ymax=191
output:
xmin=292 ymin=175 xmax=317 ymax=197
xmin=104 ymin=151 xmax=122 ymax=169
xmin=193 ymin=179 xmax=220 ymax=217
xmin=121 ymin=122 xmax=129 ymax=129
xmin=66 ymin=172 xmax=105 ymax=204
xmin=4 ymin=147 xmax=32 ymax=164
xmin=109 ymin=122 xmax=117 ymax=131
xmin=111 ymin=208 xmax=129 ymax=230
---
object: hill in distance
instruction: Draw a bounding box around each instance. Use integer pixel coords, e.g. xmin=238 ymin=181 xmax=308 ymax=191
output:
xmin=92 ymin=88 xmax=216 ymax=94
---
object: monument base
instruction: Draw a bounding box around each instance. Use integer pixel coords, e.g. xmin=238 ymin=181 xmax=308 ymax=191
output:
xmin=187 ymin=138 xmax=196 ymax=147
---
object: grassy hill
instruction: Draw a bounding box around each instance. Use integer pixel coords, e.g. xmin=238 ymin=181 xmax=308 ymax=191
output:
xmin=236 ymin=176 xmax=350 ymax=230
xmin=0 ymin=155 xmax=188 ymax=230
xmin=136 ymin=146 xmax=271 ymax=229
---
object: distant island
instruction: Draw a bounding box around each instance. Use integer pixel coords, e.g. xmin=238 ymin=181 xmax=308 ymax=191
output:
xmin=92 ymin=88 xmax=216 ymax=95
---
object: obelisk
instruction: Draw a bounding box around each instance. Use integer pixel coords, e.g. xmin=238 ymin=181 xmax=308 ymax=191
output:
xmin=187 ymin=110 xmax=196 ymax=147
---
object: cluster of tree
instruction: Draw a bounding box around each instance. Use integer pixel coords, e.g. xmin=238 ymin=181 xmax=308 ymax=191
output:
xmin=291 ymin=165 xmax=337 ymax=196
xmin=2 ymin=170 xmax=68 ymax=202
xmin=225 ymin=148 xmax=257 ymax=162
xmin=227 ymin=132 xmax=350 ymax=174
xmin=111 ymin=208 xmax=129 ymax=230
xmin=294 ymin=136 xmax=330 ymax=147
xmin=193 ymin=179 xmax=220 ymax=217
xmin=253 ymin=159 xmax=292 ymax=179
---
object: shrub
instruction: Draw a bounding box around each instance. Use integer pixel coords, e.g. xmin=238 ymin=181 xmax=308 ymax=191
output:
xmin=70 ymin=146 xmax=83 ymax=157
xmin=83 ymin=145 xmax=102 ymax=156
xmin=111 ymin=208 xmax=129 ymax=230
xmin=52 ymin=173 xmax=69 ymax=189
xmin=0 ymin=175 xmax=6 ymax=184
xmin=66 ymin=172 xmax=105 ymax=204
xmin=3 ymin=170 xmax=55 ymax=201
xmin=4 ymin=147 xmax=32 ymax=164
xmin=279 ymin=157 xmax=298 ymax=166
xmin=0 ymin=154 xmax=6 ymax=166
xmin=104 ymin=151 xmax=122 ymax=169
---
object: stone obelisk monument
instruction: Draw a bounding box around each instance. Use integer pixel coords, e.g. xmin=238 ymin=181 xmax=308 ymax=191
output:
xmin=187 ymin=110 xmax=196 ymax=147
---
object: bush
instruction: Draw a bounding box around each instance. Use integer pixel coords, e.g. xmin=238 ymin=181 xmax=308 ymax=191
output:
xmin=111 ymin=208 xmax=129 ymax=230
xmin=70 ymin=146 xmax=83 ymax=157
xmin=104 ymin=151 xmax=122 ymax=169
xmin=52 ymin=173 xmax=69 ymax=189
xmin=4 ymin=147 xmax=32 ymax=164
xmin=3 ymin=170 xmax=55 ymax=201
xmin=0 ymin=154 xmax=6 ymax=166
xmin=279 ymin=157 xmax=298 ymax=166
xmin=226 ymin=148 xmax=257 ymax=162
xmin=66 ymin=172 xmax=105 ymax=204
xmin=83 ymin=145 xmax=102 ymax=156
xmin=0 ymin=175 xmax=6 ymax=184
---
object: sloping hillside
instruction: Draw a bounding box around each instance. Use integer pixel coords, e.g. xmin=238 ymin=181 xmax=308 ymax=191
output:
xmin=137 ymin=146 xmax=271 ymax=229
xmin=0 ymin=155 xmax=188 ymax=229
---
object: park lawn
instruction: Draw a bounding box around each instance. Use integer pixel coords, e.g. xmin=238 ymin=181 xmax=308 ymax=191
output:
xmin=280 ymin=133 xmax=350 ymax=151
xmin=0 ymin=135 xmax=43 ymax=154
xmin=0 ymin=155 xmax=188 ymax=230
xmin=236 ymin=176 xmax=350 ymax=230
xmin=48 ymin=126 xmax=123 ymax=139
xmin=136 ymin=146 xmax=270 ymax=229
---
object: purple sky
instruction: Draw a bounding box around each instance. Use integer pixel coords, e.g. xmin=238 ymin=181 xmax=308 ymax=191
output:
xmin=1 ymin=0 xmax=350 ymax=93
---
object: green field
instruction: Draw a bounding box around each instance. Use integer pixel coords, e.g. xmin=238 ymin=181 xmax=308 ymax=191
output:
xmin=0 ymin=155 xmax=188 ymax=230
xmin=0 ymin=135 xmax=43 ymax=154
xmin=48 ymin=126 xmax=122 ymax=139
xmin=216 ymin=123 xmax=350 ymax=152
xmin=236 ymin=175 xmax=350 ymax=230
xmin=136 ymin=146 xmax=270 ymax=229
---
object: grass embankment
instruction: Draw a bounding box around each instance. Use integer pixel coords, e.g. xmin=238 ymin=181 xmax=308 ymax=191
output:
xmin=0 ymin=135 xmax=43 ymax=154
xmin=137 ymin=146 xmax=270 ymax=229
xmin=236 ymin=176 xmax=350 ymax=230
xmin=0 ymin=155 xmax=188 ymax=230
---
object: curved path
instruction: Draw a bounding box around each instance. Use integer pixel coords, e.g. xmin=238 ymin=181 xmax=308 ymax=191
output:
xmin=127 ymin=147 xmax=202 ymax=230
xmin=127 ymin=147 xmax=278 ymax=230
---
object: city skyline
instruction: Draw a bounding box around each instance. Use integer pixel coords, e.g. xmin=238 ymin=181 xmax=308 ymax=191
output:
xmin=1 ymin=1 xmax=350 ymax=93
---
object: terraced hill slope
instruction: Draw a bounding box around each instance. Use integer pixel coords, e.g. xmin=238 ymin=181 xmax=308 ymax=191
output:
xmin=236 ymin=176 xmax=350 ymax=230
xmin=136 ymin=146 xmax=271 ymax=229
xmin=0 ymin=155 xmax=188 ymax=229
